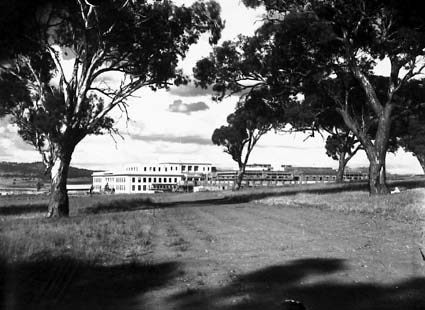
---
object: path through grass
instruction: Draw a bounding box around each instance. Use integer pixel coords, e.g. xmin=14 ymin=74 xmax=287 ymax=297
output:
xmin=1 ymin=183 xmax=425 ymax=309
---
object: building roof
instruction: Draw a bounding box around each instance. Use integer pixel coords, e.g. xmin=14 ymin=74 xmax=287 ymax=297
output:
xmin=67 ymin=184 xmax=92 ymax=190
xmin=296 ymin=169 xmax=336 ymax=175
xmin=160 ymin=162 xmax=212 ymax=165
xmin=282 ymin=166 xmax=336 ymax=175
xmin=246 ymin=163 xmax=272 ymax=167
xmin=92 ymin=171 xmax=184 ymax=176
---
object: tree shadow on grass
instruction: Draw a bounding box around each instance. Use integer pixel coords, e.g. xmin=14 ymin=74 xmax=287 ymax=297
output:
xmin=2 ymin=178 xmax=425 ymax=216
xmin=80 ymin=197 xmax=162 ymax=215
xmin=169 ymin=258 xmax=425 ymax=310
xmin=0 ymin=203 xmax=47 ymax=216
xmin=82 ymin=178 xmax=425 ymax=215
xmin=78 ymin=184 xmax=370 ymax=215
xmin=0 ymin=255 xmax=180 ymax=310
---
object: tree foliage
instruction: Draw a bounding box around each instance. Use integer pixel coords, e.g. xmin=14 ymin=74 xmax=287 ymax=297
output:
xmin=394 ymin=80 xmax=425 ymax=173
xmin=212 ymin=88 xmax=284 ymax=189
xmin=196 ymin=0 xmax=425 ymax=195
xmin=0 ymin=0 xmax=223 ymax=216
xmin=398 ymin=117 xmax=425 ymax=173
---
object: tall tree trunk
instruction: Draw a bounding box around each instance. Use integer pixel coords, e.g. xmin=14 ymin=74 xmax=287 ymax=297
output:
xmin=368 ymin=106 xmax=392 ymax=195
xmin=339 ymin=108 xmax=390 ymax=195
xmin=366 ymin=150 xmax=389 ymax=195
xmin=336 ymin=154 xmax=347 ymax=183
xmin=415 ymin=153 xmax=425 ymax=174
xmin=379 ymin=160 xmax=387 ymax=185
xmin=234 ymin=165 xmax=245 ymax=190
xmin=348 ymin=66 xmax=394 ymax=195
xmin=47 ymin=146 xmax=73 ymax=218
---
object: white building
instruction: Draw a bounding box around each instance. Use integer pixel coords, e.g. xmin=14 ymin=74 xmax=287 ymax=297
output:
xmin=92 ymin=162 xmax=212 ymax=194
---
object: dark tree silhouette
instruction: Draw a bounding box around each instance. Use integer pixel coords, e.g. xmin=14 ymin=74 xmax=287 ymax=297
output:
xmin=325 ymin=132 xmax=362 ymax=183
xmin=196 ymin=0 xmax=425 ymax=195
xmin=212 ymin=89 xmax=284 ymax=190
xmin=398 ymin=117 xmax=425 ymax=173
xmin=0 ymin=0 xmax=223 ymax=217
xmin=395 ymin=82 xmax=425 ymax=173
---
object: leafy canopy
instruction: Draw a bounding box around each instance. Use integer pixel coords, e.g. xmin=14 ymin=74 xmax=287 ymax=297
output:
xmin=0 ymin=0 xmax=224 ymax=165
xmin=212 ymin=87 xmax=284 ymax=165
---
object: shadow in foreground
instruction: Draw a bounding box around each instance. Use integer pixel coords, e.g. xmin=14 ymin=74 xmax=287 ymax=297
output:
xmin=169 ymin=258 xmax=425 ymax=310
xmin=0 ymin=255 xmax=180 ymax=310
xmin=0 ymin=203 xmax=47 ymax=216
xmin=81 ymin=197 xmax=160 ymax=215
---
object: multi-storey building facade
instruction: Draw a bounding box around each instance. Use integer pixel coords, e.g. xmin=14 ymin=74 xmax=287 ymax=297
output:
xmin=92 ymin=162 xmax=212 ymax=194
xmin=210 ymin=169 xmax=293 ymax=189
xmin=92 ymin=162 xmax=368 ymax=194
xmin=210 ymin=164 xmax=368 ymax=189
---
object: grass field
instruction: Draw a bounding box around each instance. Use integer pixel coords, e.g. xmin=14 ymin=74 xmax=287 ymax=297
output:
xmin=1 ymin=180 xmax=425 ymax=309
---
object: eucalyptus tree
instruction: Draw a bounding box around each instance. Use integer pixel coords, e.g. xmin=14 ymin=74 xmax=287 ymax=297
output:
xmin=212 ymin=88 xmax=284 ymax=190
xmin=0 ymin=0 xmax=223 ymax=217
xmin=398 ymin=118 xmax=425 ymax=173
xmin=325 ymin=132 xmax=361 ymax=182
xmin=301 ymin=76 xmax=367 ymax=183
xmin=196 ymin=0 xmax=425 ymax=195
xmin=393 ymin=80 xmax=425 ymax=173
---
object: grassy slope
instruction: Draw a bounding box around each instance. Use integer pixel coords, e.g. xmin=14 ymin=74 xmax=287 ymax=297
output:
xmin=1 ymin=180 xmax=424 ymax=263
xmin=259 ymin=188 xmax=425 ymax=222
xmin=1 ymin=181 xmax=425 ymax=309
xmin=1 ymin=177 xmax=424 ymax=215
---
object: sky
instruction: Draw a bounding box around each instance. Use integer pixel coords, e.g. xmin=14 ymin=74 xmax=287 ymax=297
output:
xmin=0 ymin=0 xmax=422 ymax=174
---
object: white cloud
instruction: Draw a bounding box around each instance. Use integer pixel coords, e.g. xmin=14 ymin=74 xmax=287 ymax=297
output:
xmin=168 ymin=100 xmax=209 ymax=114
xmin=177 ymin=0 xmax=264 ymax=75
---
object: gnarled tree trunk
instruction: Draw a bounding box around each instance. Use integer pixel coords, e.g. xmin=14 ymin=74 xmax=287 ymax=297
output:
xmin=366 ymin=150 xmax=389 ymax=195
xmin=46 ymin=144 xmax=74 ymax=218
xmin=368 ymin=107 xmax=391 ymax=195
xmin=234 ymin=165 xmax=245 ymax=190
xmin=347 ymin=65 xmax=395 ymax=195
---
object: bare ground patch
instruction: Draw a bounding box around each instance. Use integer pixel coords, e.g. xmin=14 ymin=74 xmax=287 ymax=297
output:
xmin=138 ymin=196 xmax=425 ymax=309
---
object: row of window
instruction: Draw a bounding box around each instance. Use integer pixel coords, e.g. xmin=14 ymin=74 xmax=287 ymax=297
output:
xmin=132 ymin=185 xmax=147 ymax=191
xmin=266 ymin=175 xmax=293 ymax=179
xmin=344 ymin=176 xmax=367 ymax=180
xmin=131 ymin=184 xmax=176 ymax=192
xmin=115 ymin=185 xmax=126 ymax=191
xmin=128 ymin=165 xmax=212 ymax=173
xmin=127 ymin=166 xmax=181 ymax=173
xmin=147 ymin=166 xmax=179 ymax=172
xmin=132 ymin=177 xmax=178 ymax=183
xmin=181 ymin=165 xmax=210 ymax=172
xmin=304 ymin=176 xmax=336 ymax=181
xmin=215 ymin=175 xmax=337 ymax=182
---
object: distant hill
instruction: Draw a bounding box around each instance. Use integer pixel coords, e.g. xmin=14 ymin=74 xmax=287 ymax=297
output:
xmin=0 ymin=161 xmax=93 ymax=179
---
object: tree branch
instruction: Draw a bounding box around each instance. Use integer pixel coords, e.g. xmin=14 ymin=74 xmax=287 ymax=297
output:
xmin=351 ymin=65 xmax=384 ymax=116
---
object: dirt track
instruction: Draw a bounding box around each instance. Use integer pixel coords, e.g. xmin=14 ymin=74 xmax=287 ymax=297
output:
xmin=137 ymin=201 xmax=425 ymax=310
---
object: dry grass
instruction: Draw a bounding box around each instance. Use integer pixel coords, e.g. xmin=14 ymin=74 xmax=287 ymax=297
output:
xmin=0 ymin=210 xmax=155 ymax=265
xmin=1 ymin=180 xmax=425 ymax=265
xmin=1 ymin=181 xmax=425 ymax=309
xmin=257 ymin=188 xmax=425 ymax=222
xmin=0 ymin=193 xmax=160 ymax=216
